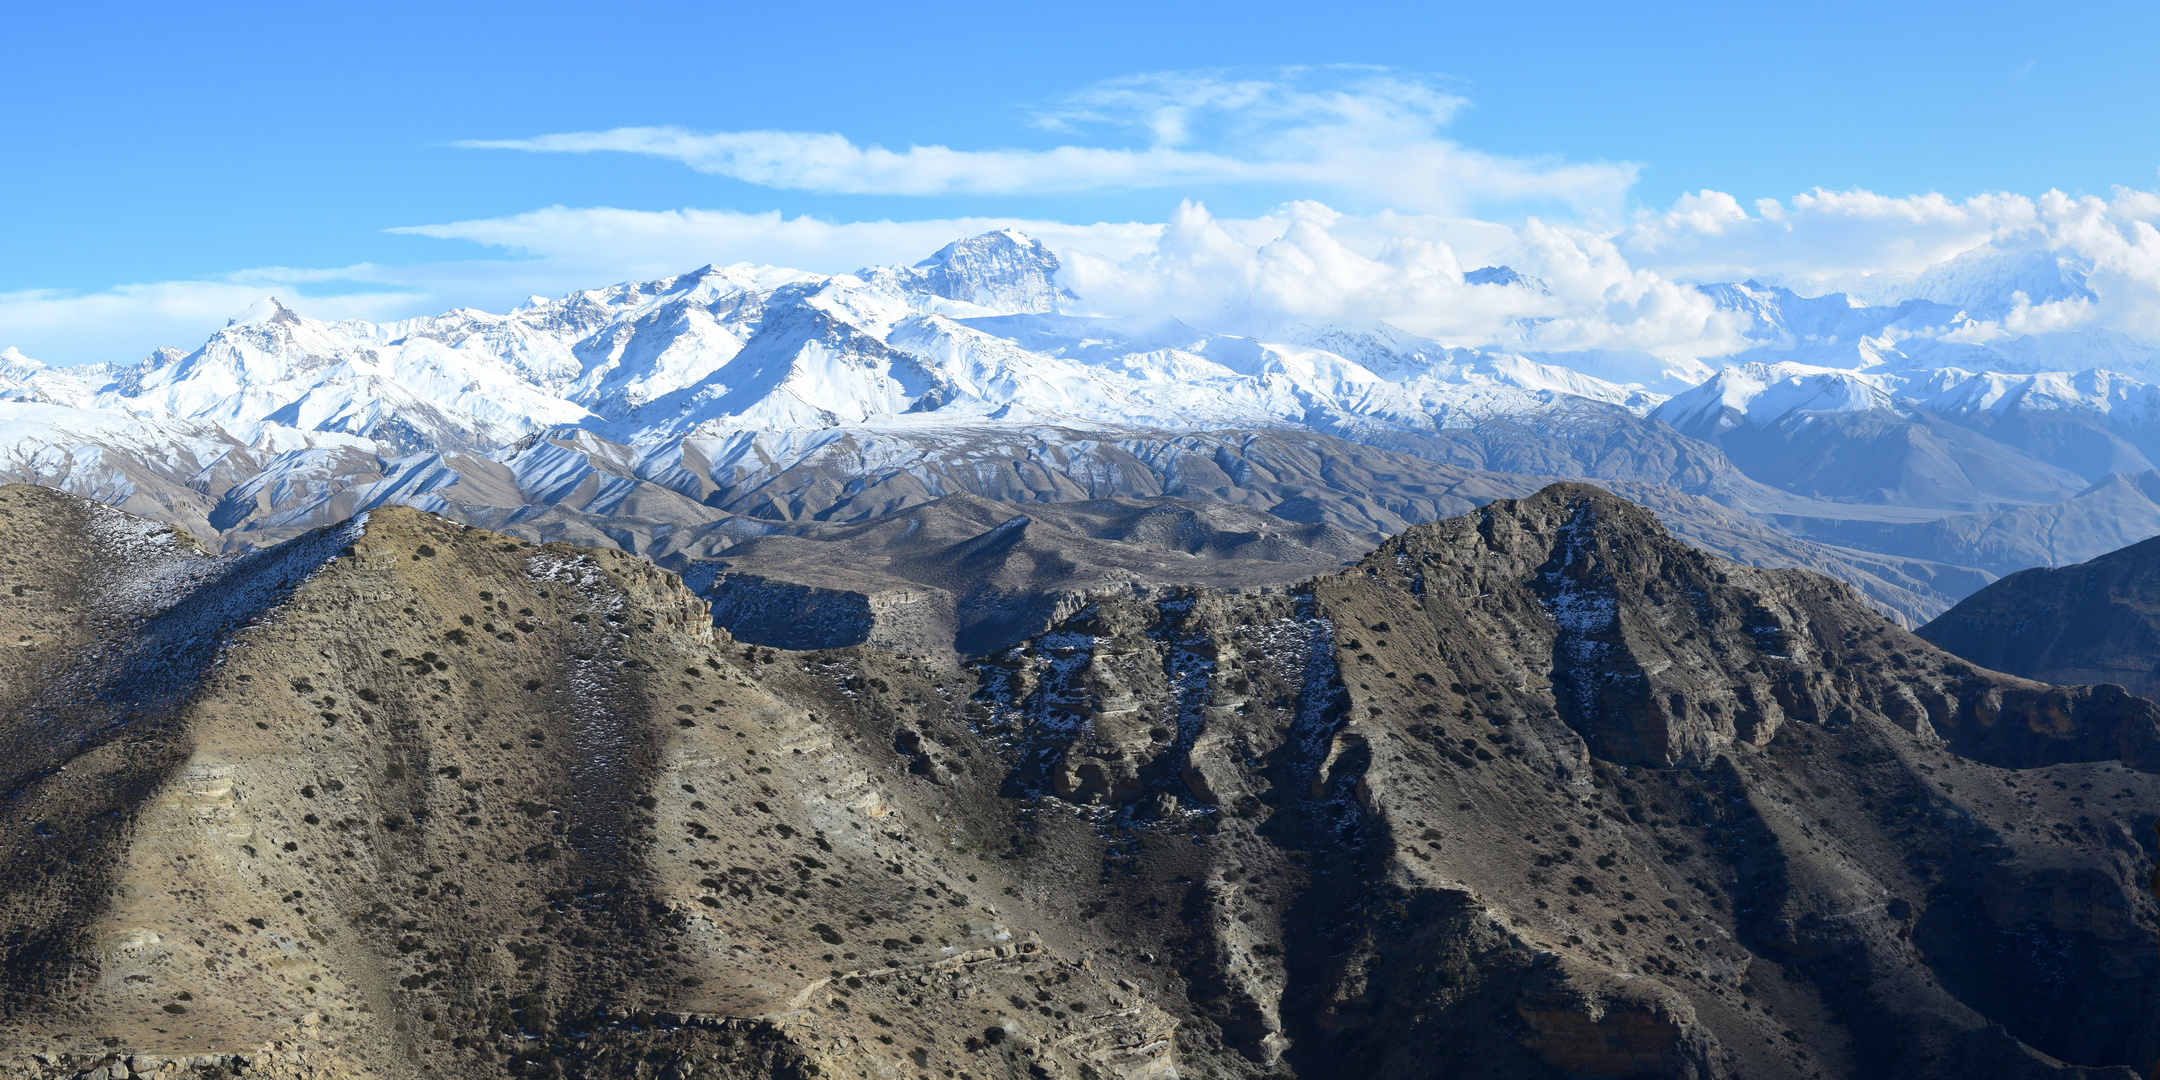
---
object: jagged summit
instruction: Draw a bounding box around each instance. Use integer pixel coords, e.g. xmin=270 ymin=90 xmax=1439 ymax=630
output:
xmin=1464 ymin=264 xmax=1545 ymax=292
xmin=1412 ymin=483 xmax=2160 ymax=767
xmin=227 ymin=295 xmax=303 ymax=328
xmin=902 ymin=228 xmax=1070 ymax=315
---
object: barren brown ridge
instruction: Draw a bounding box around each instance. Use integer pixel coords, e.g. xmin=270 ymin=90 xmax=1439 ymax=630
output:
xmin=0 ymin=481 xmax=2153 ymax=1080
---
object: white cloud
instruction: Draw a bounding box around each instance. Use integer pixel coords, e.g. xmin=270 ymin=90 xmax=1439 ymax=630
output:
xmin=1939 ymin=292 xmax=2098 ymax=343
xmin=13 ymin=183 xmax=2160 ymax=383
xmin=458 ymin=69 xmax=1638 ymax=218
xmin=391 ymin=206 xmax=1164 ymax=280
xmin=1621 ymin=188 xmax=2035 ymax=285
xmin=0 ymin=276 xmax=422 ymax=368
xmin=1058 ymin=201 xmax=1752 ymax=379
xmin=1619 ymin=185 xmax=2160 ymax=344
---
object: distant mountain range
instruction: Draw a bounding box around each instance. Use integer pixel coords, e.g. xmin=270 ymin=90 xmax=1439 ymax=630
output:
xmin=8 ymin=228 xmax=2160 ymax=645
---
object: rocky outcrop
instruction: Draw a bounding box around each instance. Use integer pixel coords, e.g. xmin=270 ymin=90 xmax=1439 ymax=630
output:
xmin=1514 ymin=956 xmax=1719 ymax=1079
xmin=964 ymin=484 xmax=2160 ymax=1078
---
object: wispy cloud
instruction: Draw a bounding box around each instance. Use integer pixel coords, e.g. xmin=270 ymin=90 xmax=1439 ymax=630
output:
xmin=391 ymin=207 xmax=1164 ymax=276
xmin=455 ymin=69 xmax=1638 ymax=218
xmin=0 ymin=276 xmax=424 ymax=369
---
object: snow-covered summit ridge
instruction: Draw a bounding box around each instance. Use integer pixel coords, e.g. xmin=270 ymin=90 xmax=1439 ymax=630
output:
xmin=902 ymin=228 xmax=1071 ymax=315
xmin=0 ymin=231 xmax=1671 ymax=459
xmin=1814 ymin=248 xmax=2096 ymax=320
xmin=1650 ymin=362 xmax=1894 ymax=437
xmin=5 ymin=228 xmax=2160 ymax=509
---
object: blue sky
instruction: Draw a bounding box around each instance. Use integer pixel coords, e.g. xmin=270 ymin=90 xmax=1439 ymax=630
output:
xmin=4 ymin=0 xmax=2158 ymax=365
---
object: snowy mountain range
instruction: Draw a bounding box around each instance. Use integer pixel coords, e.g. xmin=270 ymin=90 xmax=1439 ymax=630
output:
xmin=7 ymin=227 xmax=2160 ymax=622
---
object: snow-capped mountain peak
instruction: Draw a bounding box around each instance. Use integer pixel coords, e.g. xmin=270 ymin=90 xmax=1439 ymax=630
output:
xmin=1650 ymin=361 xmax=1893 ymax=438
xmin=227 ymin=295 xmax=303 ymax=328
xmin=887 ymin=228 xmax=1071 ymax=316
xmin=1464 ymin=265 xmax=1547 ymax=293
xmin=9 ymin=227 xmax=2160 ymax=557
xmin=1823 ymin=247 xmax=2096 ymax=320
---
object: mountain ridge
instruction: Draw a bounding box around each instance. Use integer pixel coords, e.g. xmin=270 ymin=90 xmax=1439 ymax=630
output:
xmin=2 ymin=482 xmax=2155 ymax=1078
xmin=8 ymin=229 xmax=2160 ymax=636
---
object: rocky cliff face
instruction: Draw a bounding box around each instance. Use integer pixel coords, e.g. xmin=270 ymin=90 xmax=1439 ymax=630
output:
xmin=0 ymin=482 xmax=2154 ymax=1079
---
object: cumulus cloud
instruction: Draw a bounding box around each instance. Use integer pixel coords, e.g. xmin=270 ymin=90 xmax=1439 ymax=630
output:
xmin=1059 ymin=201 xmax=1488 ymax=335
xmin=458 ymin=69 xmax=1638 ymax=218
xmin=1621 ymin=188 xmax=2033 ymax=285
xmin=1939 ymin=293 xmax=2097 ymax=343
xmin=1618 ymin=185 xmax=2160 ymax=345
xmin=2030 ymin=189 xmax=2160 ymax=340
xmin=1059 ymin=200 xmax=1752 ymax=391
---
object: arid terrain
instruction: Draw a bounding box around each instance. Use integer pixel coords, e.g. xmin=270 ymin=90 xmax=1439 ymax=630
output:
xmin=0 ymin=481 xmax=2154 ymax=1080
